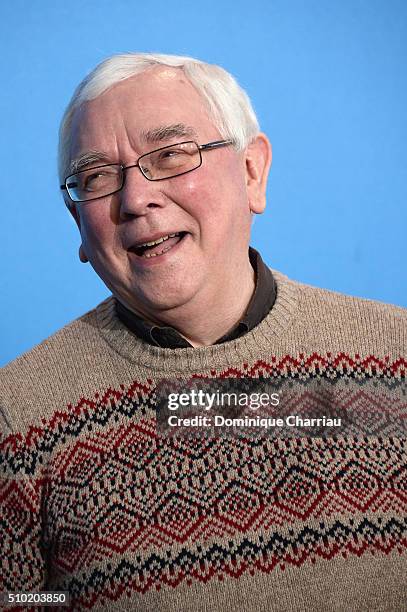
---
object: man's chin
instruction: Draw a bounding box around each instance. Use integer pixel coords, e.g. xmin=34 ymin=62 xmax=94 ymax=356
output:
xmin=114 ymin=286 xmax=198 ymax=320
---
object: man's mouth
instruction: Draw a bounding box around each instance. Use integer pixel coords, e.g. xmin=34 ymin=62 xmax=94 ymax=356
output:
xmin=130 ymin=232 xmax=188 ymax=258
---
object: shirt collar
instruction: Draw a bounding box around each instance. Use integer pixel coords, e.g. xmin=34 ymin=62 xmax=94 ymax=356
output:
xmin=115 ymin=247 xmax=276 ymax=349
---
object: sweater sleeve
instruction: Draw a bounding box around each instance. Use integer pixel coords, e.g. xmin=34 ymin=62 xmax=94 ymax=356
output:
xmin=0 ymin=404 xmax=47 ymax=592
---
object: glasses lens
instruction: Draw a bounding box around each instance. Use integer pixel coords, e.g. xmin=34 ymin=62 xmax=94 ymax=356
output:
xmin=66 ymin=164 xmax=122 ymax=202
xmin=141 ymin=141 xmax=201 ymax=180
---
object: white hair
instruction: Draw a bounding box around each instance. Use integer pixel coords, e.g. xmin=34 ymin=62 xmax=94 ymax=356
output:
xmin=58 ymin=52 xmax=260 ymax=183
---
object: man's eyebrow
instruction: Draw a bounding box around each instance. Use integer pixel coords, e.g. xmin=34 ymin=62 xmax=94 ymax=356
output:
xmin=68 ymin=124 xmax=198 ymax=174
xmin=141 ymin=123 xmax=198 ymax=144
xmin=69 ymin=151 xmax=112 ymax=174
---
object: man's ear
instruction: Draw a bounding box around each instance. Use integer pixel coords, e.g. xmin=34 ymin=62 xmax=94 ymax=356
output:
xmin=66 ymin=201 xmax=89 ymax=263
xmin=245 ymin=133 xmax=272 ymax=215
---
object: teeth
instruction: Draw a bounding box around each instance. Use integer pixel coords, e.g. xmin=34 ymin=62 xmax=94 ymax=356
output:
xmin=139 ymin=232 xmax=179 ymax=248
xmin=143 ymin=242 xmax=176 ymax=258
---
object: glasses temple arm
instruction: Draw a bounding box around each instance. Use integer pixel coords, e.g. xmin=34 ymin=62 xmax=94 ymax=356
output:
xmin=199 ymin=139 xmax=234 ymax=151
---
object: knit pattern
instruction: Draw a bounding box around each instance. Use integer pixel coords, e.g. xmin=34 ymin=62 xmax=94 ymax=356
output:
xmin=2 ymin=356 xmax=406 ymax=609
xmin=1 ymin=272 xmax=406 ymax=610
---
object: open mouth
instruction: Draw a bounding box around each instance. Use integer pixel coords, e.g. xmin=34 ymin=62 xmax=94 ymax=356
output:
xmin=130 ymin=231 xmax=188 ymax=258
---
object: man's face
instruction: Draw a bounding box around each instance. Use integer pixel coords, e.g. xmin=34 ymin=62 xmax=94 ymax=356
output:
xmin=68 ymin=67 xmax=262 ymax=319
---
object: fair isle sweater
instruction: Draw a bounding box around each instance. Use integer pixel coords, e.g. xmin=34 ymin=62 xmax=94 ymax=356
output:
xmin=1 ymin=269 xmax=406 ymax=611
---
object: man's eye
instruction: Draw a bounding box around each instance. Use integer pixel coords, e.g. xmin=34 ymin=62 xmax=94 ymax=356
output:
xmin=87 ymin=172 xmax=103 ymax=181
xmin=83 ymin=170 xmax=115 ymax=191
xmin=160 ymin=149 xmax=181 ymax=159
xmin=84 ymin=173 xmax=103 ymax=190
xmin=156 ymin=149 xmax=188 ymax=166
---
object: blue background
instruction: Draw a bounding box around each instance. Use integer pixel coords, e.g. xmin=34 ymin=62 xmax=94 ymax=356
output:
xmin=1 ymin=0 xmax=406 ymax=366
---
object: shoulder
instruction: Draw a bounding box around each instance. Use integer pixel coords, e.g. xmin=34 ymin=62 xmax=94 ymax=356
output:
xmin=298 ymin=276 xmax=405 ymax=320
xmin=1 ymin=299 xmax=104 ymax=371
xmin=271 ymin=269 xmax=407 ymax=357
xmin=273 ymin=268 xmax=406 ymax=321
xmin=0 ymin=297 xmax=116 ymax=428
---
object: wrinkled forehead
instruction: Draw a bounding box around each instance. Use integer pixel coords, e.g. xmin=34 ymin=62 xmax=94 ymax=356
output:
xmin=69 ymin=66 xmax=217 ymax=162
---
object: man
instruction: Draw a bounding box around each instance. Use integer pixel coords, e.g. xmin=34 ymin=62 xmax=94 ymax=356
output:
xmin=1 ymin=53 xmax=406 ymax=611
xmin=61 ymin=56 xmax=271 ymax=348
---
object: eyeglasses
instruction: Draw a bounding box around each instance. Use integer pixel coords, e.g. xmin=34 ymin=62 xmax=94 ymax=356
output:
xmin=60 ymin=139 xmax=234 ymax=203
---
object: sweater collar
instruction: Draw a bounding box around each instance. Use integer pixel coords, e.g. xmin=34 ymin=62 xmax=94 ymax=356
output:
xmin=96 ymin=268 xmax=299 ymax=375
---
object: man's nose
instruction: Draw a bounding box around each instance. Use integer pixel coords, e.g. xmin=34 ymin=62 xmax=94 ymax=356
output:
xmin=118 ymin=165 xmax=165 ymax=219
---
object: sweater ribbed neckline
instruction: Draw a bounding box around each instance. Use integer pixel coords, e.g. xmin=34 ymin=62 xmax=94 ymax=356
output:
xmin=96 ymin=269 xmax=300 ymax=375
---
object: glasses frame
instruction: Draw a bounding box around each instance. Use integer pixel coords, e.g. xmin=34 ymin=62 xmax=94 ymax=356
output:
xmin=60 ymin=139 xmax=234 ymax=203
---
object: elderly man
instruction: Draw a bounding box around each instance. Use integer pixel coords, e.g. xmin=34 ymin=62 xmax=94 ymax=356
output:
xmin=1 ymin=53 xmax=406 ymax=611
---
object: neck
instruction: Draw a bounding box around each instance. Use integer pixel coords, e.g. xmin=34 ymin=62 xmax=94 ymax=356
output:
xmin=167 ymin=257 xmax=256 ymax=347
xmin=121 ymin=253 xmax=256 ymax=347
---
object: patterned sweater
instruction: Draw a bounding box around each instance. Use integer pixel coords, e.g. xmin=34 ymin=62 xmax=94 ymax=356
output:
xmin=1 ymin=270 xmax=406 ymax=611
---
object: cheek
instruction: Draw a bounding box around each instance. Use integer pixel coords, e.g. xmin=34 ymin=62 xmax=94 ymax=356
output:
xmin=79 ymin=205 xmax=116 ymax=249
xmin=174 ymin=166 xmax=246 ymax=219
xmin=185 ymin=170 xmax=249 ymax=242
